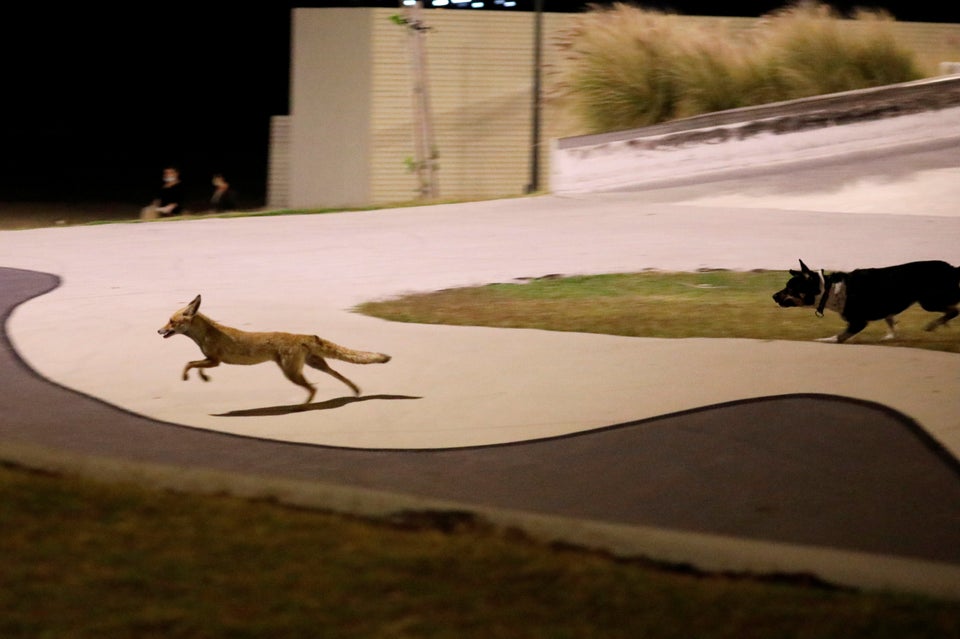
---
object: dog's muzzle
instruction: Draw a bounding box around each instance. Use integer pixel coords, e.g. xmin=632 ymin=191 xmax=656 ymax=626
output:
xmin=772 ymin=290 xmax=798 ymax=307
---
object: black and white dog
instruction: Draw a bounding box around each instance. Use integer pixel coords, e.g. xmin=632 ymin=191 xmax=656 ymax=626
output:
xmin=773 ymin=260 xmax=960 ymax=343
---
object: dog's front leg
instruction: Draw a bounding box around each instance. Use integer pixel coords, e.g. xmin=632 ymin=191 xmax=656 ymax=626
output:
xmin=183 ymin=358 xmax=219 ymax=381
xmin=817 ymin=319 xmax=866 ymax=344
xmin=881 ymin=316 xmax=898 ymax=340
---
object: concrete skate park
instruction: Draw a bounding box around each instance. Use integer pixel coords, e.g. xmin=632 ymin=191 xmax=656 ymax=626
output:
xmin=2 ymin=105 xmax=959 ymax=599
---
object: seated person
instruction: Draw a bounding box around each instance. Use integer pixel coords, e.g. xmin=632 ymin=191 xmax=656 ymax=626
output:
xmin=141 ymin=166 xmax=184 ymax=219
xmin=209 ymin=173 xmax=238 ymax=212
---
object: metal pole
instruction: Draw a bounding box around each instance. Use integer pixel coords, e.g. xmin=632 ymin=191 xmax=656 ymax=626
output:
xmin=401 ymin=1 xmax=439 ymax=200
xmin=526 ymin=0 xmax=543 ymax=194
xmin=416 ymin=9 xmax=439 ymax=199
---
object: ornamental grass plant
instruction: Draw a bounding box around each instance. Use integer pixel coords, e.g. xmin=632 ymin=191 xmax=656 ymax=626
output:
xmin=551 ymin=1 xmax=923 ymax=134
xmin=758 ymin=3 xmax=924 ymax=98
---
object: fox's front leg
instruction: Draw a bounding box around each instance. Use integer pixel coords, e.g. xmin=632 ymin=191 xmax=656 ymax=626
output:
xmin=183 ymin=358 xmax=219 ymax=381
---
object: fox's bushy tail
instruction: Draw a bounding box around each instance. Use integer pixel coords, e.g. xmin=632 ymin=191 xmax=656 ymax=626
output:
xmin=313 ymin=336 xmax=391 ymax=364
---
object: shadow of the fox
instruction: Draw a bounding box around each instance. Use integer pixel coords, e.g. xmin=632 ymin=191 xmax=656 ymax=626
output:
xmin=215 ymin=394 xmax=422 ymax=417
xmin=159 ymin=295 xmax=392 ymax=404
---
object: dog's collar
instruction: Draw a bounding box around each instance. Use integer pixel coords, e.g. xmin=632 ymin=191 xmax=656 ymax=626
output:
xmin=816 ymin=271 xmax=846 ymax=317
xmin=816 ymin=270 xmax=830 ymax=317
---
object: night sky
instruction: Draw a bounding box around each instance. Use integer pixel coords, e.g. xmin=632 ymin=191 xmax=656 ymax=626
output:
xmin=2 ymin=1 xmax=956 ymax=209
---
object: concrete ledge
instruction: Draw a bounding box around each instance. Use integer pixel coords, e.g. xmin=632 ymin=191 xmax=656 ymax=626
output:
xmin=552 ymin=75 xmax=960 ymax=194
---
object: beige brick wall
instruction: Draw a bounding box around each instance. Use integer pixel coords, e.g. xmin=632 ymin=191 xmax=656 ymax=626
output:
xmin=289 ymin=9 xmax=374 ymax=209
xmin=282 ymin=8 xmax=960 ymax=209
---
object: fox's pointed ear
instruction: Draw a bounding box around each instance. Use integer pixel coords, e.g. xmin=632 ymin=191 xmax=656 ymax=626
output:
xmin=185 ymin=295 xmax=201 ymax=316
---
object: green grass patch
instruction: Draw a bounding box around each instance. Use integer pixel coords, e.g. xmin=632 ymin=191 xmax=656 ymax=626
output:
xmin=357 ymin=271 xmax=960 ymax=354
xmin=2 ymin=461 xmax=959 ymax=638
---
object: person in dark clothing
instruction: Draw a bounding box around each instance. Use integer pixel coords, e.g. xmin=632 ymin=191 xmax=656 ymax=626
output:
xmin=156 ymin=166 xmax=185 ymax=216
xmin=209 ymin=173 xmax=238 ymax=212
xmin=141 ymin=166 xmax=185 ymax=219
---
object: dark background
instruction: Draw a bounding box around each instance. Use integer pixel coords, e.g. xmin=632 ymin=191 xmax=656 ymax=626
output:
xmin=1 ymin=1 xmax=956 ymax=211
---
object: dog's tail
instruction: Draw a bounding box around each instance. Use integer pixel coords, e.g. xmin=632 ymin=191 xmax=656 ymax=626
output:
xmin=312 ymin=336 xmax=391 ymax=364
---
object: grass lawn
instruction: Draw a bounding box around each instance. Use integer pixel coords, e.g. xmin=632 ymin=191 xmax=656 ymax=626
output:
xmin=356 ymin=270 xmax=960 ymax=354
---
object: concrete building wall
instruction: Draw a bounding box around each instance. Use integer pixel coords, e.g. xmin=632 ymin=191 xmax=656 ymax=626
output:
xmin=267 ymin=116 xmax=291 ymax=209
xmin=368 ymin=9 xmax=540 ymax=204
xmin=282 ymin=8 xmax=960 ymax=210
xmin=288 ymin=7 xmax=551 ymax=208
xmin=289 ymin=9 xmax=373 ymax=208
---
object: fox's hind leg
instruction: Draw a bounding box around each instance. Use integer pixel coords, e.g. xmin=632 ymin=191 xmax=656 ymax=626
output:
xmin=276 ymin=354 xmax=317 ymax=404
xmin=307 ymin=355 xmax=361 ymax=396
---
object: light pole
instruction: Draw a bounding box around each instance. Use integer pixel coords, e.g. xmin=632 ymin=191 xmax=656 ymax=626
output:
xmin=526 ymin=0 xmax=543 ymax=194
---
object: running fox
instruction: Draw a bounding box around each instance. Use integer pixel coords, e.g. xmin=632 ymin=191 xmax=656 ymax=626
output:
xmin=158 ymin=295 xmax=391 ymax=404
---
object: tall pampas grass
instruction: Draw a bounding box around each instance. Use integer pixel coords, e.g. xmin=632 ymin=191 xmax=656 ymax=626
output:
xmin=758 ymin=3 xmax=922 ymax=98
xmin=550 ymin=2 xmax=923 ymax=134
xmin=551 ymin=5 xmax=687 ymax=131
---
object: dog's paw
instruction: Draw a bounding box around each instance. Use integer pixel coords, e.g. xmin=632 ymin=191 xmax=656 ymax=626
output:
xmin=815 ymin=335 xmax=839 ymax=344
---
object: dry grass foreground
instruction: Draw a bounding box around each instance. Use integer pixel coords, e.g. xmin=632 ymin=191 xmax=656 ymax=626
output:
xmin=2 ymin=460 xmax=960 ymax=639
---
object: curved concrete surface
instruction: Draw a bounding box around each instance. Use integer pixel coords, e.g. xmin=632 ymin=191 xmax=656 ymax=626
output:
xmin=1 ymin=190 xmax=958 ymax=452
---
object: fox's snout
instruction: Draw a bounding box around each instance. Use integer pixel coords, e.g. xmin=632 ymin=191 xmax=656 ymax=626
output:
xmin=160 ymin=296 xmax=201 ymax=339
xmin=158 ymin=315 xmax=188 ymax=338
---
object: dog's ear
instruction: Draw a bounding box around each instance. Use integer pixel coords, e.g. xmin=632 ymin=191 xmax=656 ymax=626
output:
xmin=799 ymin=259 xmax=812 ymax=274
xmin=185 ymin=294 xmax=201 ymax=316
